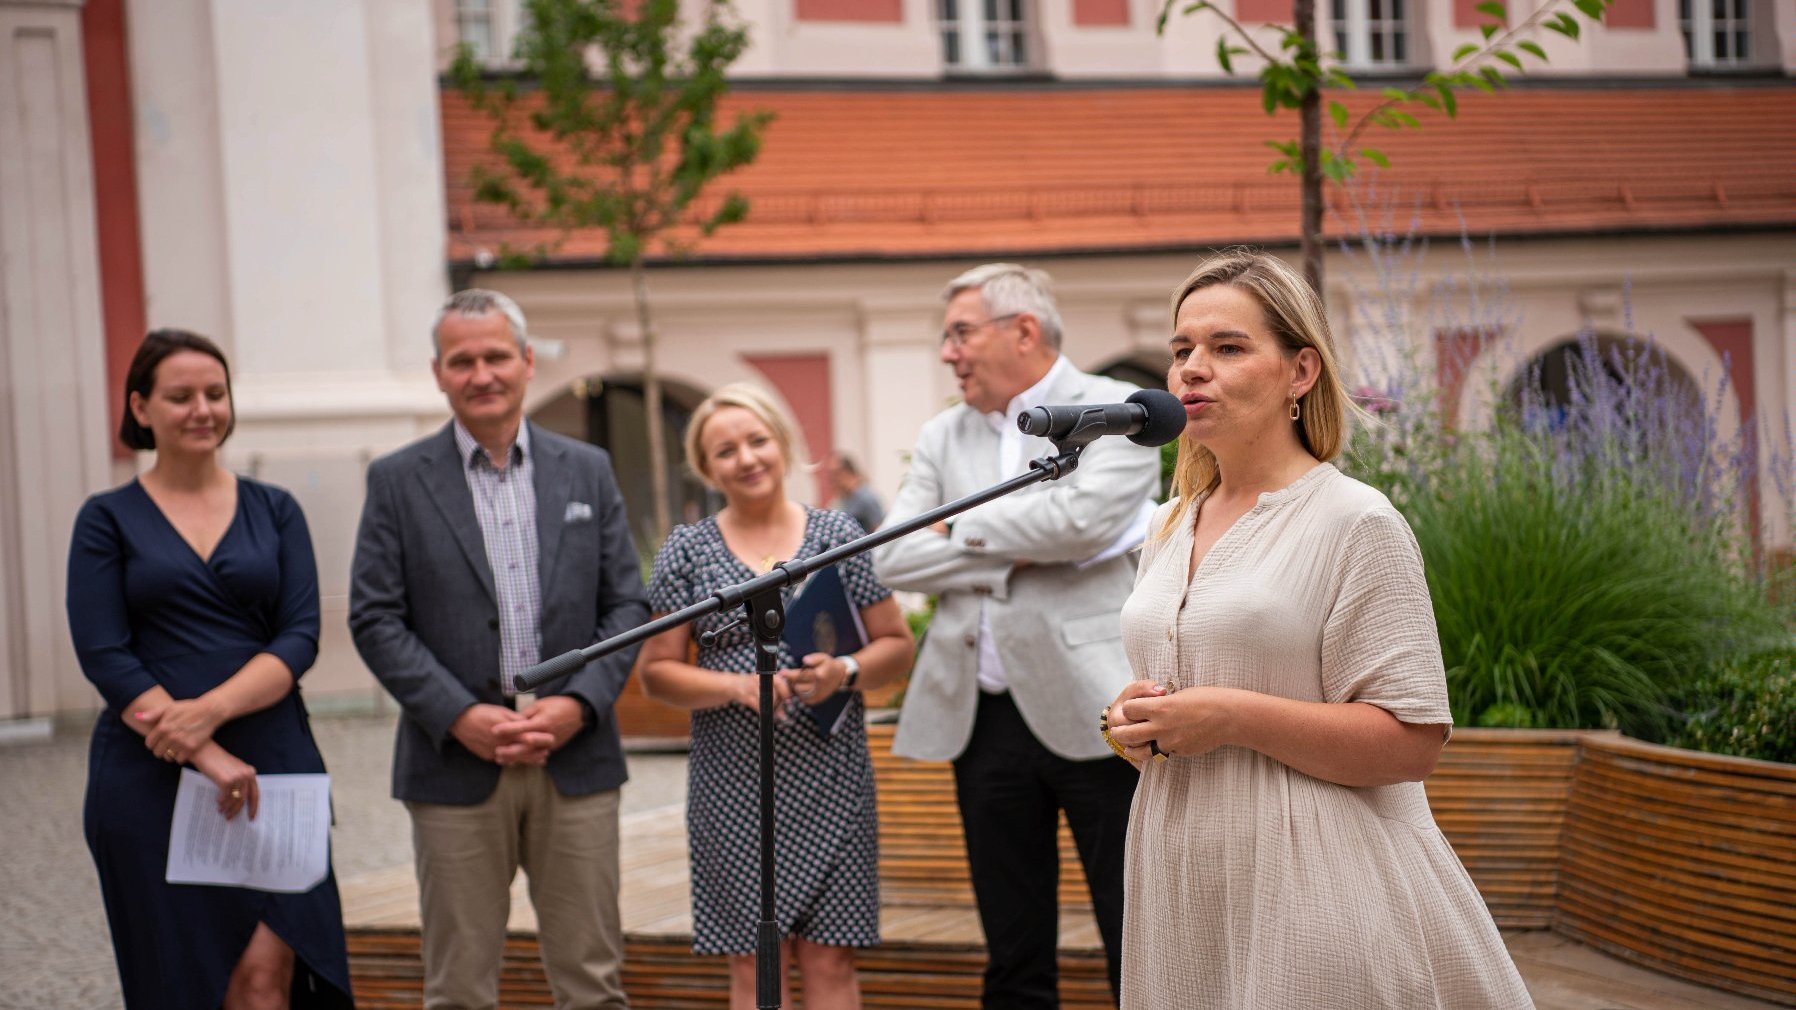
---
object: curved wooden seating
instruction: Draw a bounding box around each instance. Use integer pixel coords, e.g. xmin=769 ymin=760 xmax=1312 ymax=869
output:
xmin=870 ymin=722 xmax=1796 ymax=1005
xmin=1424 ymin=729 xmax=1587 ymax=928
xmin=1556 ymin=735 xmax=1796 ymax=1005
xmin=348 ymin=929 xmax=1112 ymax=1009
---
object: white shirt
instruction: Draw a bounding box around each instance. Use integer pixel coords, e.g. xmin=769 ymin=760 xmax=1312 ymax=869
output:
xmin=973 ymin=358 xmax=1056 ymax=693
xmin=971 ymin=356 xmax=1157 ymax=693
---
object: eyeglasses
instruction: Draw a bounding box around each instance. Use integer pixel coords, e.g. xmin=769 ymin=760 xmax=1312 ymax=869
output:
xmin=939 ymin=313 xmax=1020 ymax=349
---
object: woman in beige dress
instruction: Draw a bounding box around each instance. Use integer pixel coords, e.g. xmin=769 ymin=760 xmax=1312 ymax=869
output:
xmin=1104 ymin=251 xmax=1533 ymax=1009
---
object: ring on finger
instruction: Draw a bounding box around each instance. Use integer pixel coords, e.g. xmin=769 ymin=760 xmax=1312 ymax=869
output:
xmin=231 ymin=788 xmax=242 ymax=799
xmin=1149 ymin=740 xmax=1169 ymax=763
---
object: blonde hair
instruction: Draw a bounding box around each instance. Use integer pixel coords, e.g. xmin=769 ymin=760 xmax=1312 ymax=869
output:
xmin=1160 ymin=250 xmax=1355 ymax=537
xmin=684 ymin=382 xmax=800 ymax=488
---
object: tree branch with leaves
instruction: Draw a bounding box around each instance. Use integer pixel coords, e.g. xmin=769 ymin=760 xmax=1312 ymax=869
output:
xmin=1160 ymin=0 xmax=1613 ymax=293
xmin=451 ymin=0 xmax=773 ymax=542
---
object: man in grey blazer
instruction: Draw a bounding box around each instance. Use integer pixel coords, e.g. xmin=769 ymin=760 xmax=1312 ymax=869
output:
xmin=349 ymin=289 xmax=648 ymax=1010
xmin=872 ymin=264 xmax=1160 ymax=1009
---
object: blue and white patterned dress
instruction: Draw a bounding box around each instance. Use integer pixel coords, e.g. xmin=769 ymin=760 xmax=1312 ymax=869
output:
xmin=647 ymin=507 xmax=890 ymax=955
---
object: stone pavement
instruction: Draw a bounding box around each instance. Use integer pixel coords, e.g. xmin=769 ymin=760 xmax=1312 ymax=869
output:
xmin=2 ymin=712 xmax=1783 ymax=1010
xmin=0 ymin=711 xmax=687 ymax=1010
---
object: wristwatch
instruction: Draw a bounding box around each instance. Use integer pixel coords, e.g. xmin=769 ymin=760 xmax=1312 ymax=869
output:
xmin=838 ymin=654 xmax=862 ymax=691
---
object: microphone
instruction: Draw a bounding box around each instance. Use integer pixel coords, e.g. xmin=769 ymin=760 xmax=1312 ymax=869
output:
xmin=1017 ymin=388 xmax=1186 ymax=448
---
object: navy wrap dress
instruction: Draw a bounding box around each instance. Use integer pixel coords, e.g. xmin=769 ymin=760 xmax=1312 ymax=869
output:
xmin=67 ymin=477 xmax=354 ymax=1009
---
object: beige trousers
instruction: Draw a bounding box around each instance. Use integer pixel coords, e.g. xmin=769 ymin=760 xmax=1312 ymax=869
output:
xmin=407 ymin=766 xmax=627 ymax=1010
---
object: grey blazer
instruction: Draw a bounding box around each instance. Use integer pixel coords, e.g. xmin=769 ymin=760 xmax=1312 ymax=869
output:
xmin=348 ymin=422 xmax=649 ymax=805
xmin=872 ymin=364 xmax=1161 ymax=762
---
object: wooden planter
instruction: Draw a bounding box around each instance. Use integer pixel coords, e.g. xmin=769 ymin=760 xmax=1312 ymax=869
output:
xmin=1556 ymin=735 xmax=1796 ymax=1005
xmin=1424 ymin=728 xmax=1588 ymax=929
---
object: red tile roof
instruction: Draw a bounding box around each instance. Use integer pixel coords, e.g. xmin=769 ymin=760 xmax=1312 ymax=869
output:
xmin=441 ymin=85 xmax=1796 ymax=264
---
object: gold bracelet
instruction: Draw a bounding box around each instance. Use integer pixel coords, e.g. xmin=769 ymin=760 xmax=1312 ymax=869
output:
xmin=1101 ymin=726 xmax=1130 ymax=761
xmin=1099 ymin=706 xmax=1137 ymax=765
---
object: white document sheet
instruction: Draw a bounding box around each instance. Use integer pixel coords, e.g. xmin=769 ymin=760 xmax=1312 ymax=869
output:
xmin=166 ymin=769 xmax=331 ymax=894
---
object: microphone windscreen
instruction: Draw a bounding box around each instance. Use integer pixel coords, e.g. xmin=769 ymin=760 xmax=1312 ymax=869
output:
xmin=1126 ymin=388 xmax=1187 ymax=447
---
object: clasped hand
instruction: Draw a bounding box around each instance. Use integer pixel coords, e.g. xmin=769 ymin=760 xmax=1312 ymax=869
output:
xmin=136 ymin=697 xmax=223 ymax=765
xmin=451 ymin=696 xmax=585 ymax=767
xmin=1105 ymin=680 xmax=1241 ymax=764
xmin=722 ymin=654 xmax=844 ymax=718
xmin=777 ymin=653 xmax=846 ymax=706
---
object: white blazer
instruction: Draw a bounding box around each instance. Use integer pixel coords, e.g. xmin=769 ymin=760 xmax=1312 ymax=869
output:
xmin=873 ymin=364 xmax=1162 ymax=761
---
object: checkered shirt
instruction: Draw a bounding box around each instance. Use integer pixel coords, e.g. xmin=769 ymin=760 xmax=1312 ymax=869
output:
xmin=453 ymin=420 xmax=541 ymax=696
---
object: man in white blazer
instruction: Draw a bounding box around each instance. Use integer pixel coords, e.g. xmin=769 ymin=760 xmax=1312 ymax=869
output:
xmin=873 ymin=264 xmax=1160 ymax=1009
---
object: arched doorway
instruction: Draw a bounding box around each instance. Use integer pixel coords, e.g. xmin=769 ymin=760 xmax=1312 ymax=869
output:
xmin=531 ymin=373 xmax=720 ymax=555
xmin=531 ymin=373 xmax=716 ymax=742
xmin=1503 ymin=334 xmax=1703 ymax=432
xmin=1096 ymin=353 xmax=1167 ymax=393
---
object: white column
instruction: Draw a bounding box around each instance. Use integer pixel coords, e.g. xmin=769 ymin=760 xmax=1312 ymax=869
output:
xmin=130 ymin=0 xmax=447 ymax=387
xmin=365 ymin=0 xmax=450 ymax=373
xmin=858 ymin=299 xmax=945 ymax=503
xmin=127 ymin=0 xmax=234 ymax=345
xmin=0 ymin=0 xmax=116 ymax=718
xmin=128 ymin=0 xmax=451 ymax=705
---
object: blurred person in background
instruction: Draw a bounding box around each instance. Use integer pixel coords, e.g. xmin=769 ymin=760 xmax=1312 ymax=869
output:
xmin=825 ymin=451 xmax=885 ymax=534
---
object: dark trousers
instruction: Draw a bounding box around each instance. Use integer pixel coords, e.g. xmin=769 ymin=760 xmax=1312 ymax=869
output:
xmin=952 ymin=690 xmax=1137 ymax=1010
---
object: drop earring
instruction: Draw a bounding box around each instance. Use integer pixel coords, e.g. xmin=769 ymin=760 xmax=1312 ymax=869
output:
xmin=1289 ymin=393 xmax=1301 ymax=422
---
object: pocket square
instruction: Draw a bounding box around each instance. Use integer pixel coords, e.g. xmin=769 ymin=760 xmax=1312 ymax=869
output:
xmin=564 ymin=501 xmax=593 ymax=523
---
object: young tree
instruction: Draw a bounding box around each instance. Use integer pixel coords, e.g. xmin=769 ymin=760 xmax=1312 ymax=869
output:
xmin=452 ymin=0 xmax=773 ymax=541
xmin=1159 ymin=0 xmax=1613 ymax=294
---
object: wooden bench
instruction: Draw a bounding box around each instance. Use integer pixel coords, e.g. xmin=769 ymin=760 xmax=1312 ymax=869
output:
xmin=872 ymin=721 xmax=1590 ymax=927
xmin=348 ymin=928 xmax=1113 ymax=1009
xmin=869 ymin=721 xmax=1094 ymax=910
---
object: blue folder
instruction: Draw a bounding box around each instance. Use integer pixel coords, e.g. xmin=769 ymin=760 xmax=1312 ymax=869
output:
xmin=783 ymin=564 xmax=865 ymax=736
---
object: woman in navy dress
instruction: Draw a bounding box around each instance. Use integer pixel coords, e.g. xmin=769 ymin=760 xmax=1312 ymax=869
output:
xmin=66 ymin=329 xmax=353 ymax=1009
xmin=637 ymin=383 xmax=915 ymax=1010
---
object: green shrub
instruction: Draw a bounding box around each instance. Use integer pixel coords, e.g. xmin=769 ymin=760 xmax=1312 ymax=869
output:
xmin=1667 ymin=650 xmax=1796 ymax=763
xmin=1395 ymin=425 xmax=1784 ymax=738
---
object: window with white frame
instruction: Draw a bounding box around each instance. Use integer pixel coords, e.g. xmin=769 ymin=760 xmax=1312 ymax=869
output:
xmin=456 ymin=0 xmax=497 ymax=61
xmin=1680 ymin=0 xmax=1751 ymax=69
xmin=938 ymin=0 xmax=1033 ymax=74
xmin=1330 ymin=0 xmax=1409 ymax=68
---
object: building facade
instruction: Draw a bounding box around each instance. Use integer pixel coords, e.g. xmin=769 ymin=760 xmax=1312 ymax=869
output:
xmin=2 ymin=0 xmax=1791 ymax=719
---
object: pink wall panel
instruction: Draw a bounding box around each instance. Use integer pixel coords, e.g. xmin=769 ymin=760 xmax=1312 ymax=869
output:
xmin=1454 ymin=0 xmax=1505 ymax=29
xmin=1604 ymin=0 xmax=1656 ymax=29
xmin=1235 ymin=0 xmax=1293 ymax=24
xmin=743 ymin=353 xmax=836 ymax=504
xmin=795 ymin=0 xmax=904 ymax=23
xmin=1074 ymin=0 xmax=1132 ymax=26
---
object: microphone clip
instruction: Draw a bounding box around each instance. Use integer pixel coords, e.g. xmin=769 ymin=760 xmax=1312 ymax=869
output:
xmin=1029 ymin=444 xmax=1085 ymax=479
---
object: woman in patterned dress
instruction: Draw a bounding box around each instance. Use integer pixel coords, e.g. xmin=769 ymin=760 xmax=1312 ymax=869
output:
xmin=637 ymin=382 xmax=915 ymax=1010
xmin=1103 ymin=252 xmax=1533 ymax=1008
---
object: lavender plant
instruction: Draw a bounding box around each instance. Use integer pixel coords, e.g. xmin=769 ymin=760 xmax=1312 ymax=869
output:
xmin=1338 ymin=225 xmax=1791 ymax=740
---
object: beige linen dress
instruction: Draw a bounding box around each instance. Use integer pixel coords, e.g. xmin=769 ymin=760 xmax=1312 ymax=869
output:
xmin=1117 ymin=463 xmax=1532 ymax=1009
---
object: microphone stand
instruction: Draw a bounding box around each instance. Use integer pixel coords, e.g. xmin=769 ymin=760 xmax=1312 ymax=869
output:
xmin=515 ymin=440 xmax=1091 ymax=1009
